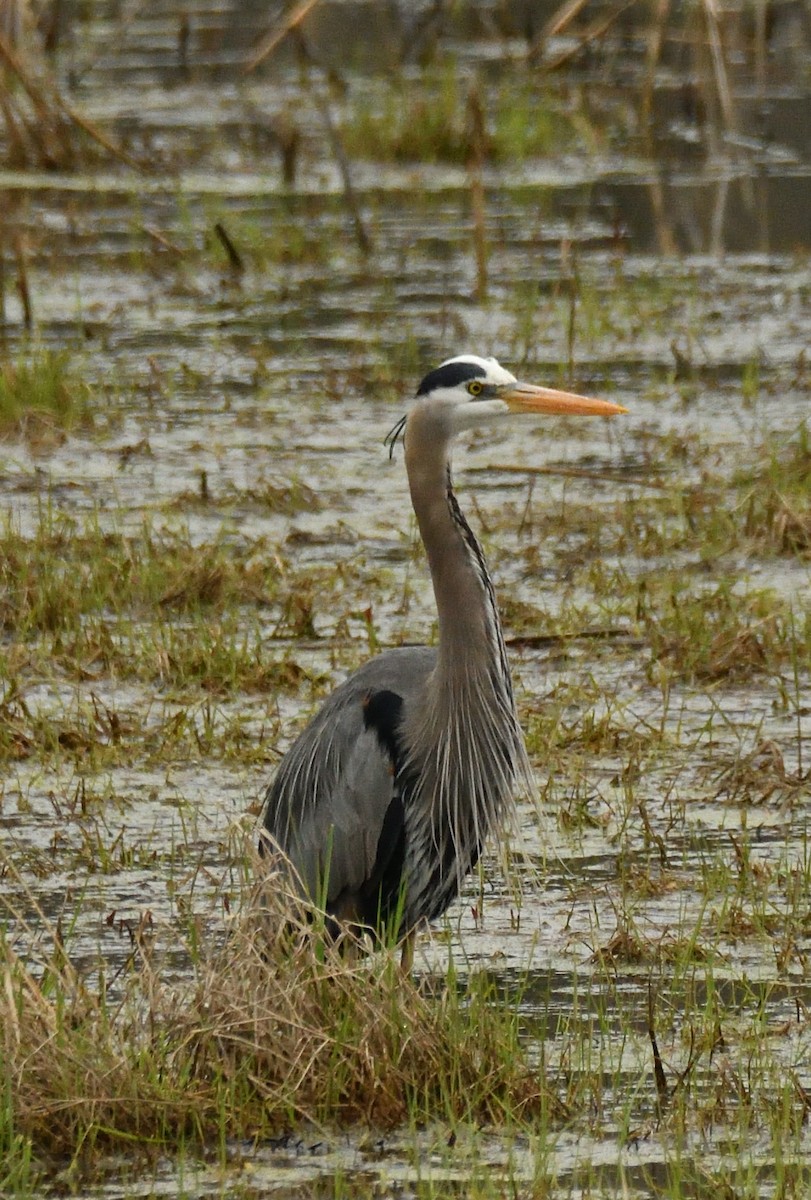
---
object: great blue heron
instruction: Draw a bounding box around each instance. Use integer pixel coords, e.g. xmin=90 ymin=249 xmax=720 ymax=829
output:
xmin=261 ymin=355 xmax=626 ymax=967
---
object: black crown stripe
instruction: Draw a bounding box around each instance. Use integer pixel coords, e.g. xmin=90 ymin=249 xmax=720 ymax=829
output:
xmin=416 ymin=361 xmax=487 ymax=396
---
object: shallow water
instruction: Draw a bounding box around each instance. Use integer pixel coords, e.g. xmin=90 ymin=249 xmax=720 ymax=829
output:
xmin=2 ymin=1 xmax=811 ymax=1195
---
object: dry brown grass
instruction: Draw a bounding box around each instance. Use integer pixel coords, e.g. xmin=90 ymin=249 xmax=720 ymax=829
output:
xmin=0 ymin=853 xmax=547 ymax=1167
xmin=0 ymin=17 xmax=135 ymax=168
xmin=711 ymin=738 xmax=810 ymax=805
xmin=746 ymin=493 xmax=811 ymax=558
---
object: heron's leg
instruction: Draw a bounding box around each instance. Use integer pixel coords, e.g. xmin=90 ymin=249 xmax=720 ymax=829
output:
xmin=399 ymin=930 xmax=416 ymax=974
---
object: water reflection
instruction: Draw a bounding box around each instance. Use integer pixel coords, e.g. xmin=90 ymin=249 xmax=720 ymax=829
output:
xmin=597 ymin=163 xmax=811 ymax=254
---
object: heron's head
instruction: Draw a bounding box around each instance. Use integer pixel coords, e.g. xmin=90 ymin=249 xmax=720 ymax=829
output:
xmin=411 ymin=354 xmax=626 ymax=437
xmin=384 ymin=355 xmax=626 ymax=458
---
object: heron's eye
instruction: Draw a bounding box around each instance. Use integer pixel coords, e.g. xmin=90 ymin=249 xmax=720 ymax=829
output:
xmin=467 ymin=381 xmax=483 ymax=396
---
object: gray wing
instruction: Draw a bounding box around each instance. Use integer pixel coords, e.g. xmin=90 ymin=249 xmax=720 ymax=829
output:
xmin=262 ymin=645 xmax=436 ymax=913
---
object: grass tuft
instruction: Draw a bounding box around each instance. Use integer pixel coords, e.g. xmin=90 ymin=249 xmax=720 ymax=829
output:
xmin=0 ymin=858 xmax=548 ymax=1167
xmin=0 ymin=350 xmax=94 ymax=439
xmin=342 ymin=67 xmax=580 ymax=164
xmin=737 ymin=423 xmax=811 ymax=558
xmin=640 ymin=581 xmax=802 ymax=682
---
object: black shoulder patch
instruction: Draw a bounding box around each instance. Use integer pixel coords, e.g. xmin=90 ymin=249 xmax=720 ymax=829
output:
xmin=362 ymin=689 xmax=404 ymax=766
xmin=416 ymin=360 xmax=487 ymax=396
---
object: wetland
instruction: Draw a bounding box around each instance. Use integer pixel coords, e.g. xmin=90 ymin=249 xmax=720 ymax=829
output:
xmin=1 ymin=1 xmax=811 ymax=1196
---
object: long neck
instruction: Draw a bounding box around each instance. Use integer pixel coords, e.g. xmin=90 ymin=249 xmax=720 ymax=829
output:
xmin=405 ymin=427 xmax=507 ymax=682
xmin=400 ymin=412 xmax=528 ymax=903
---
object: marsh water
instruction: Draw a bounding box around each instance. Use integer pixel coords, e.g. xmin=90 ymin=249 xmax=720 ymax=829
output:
xmin=2 ymin=1 xmax=811 ymax=1195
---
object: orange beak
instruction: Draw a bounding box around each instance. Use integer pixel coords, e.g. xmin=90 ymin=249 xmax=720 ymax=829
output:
xmin=502 ymin=382 xmax=627 ymax=418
